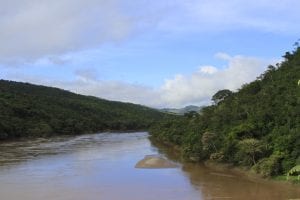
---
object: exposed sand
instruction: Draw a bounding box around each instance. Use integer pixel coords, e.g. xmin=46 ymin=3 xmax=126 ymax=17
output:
xmin=135 ymin=155 xmax=178 ymax=169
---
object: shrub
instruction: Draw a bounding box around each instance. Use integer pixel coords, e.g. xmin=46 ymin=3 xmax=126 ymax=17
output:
xmin=236 ymin=138 xmax=264 ymax=166
xmin=253 ymin=152 xmax=283 ymax=177
xmin=210 ymin=152 xmax=225 ymax=162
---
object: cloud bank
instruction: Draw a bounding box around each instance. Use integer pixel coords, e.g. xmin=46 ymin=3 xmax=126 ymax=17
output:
xmin=0 ymin=0 xmax=299 ymax=63
xmin=159 ymin=53 xmax=271 ymax=107
xmin=0 ymin=1 xmax=290 ymax=107
xmin=0 ymin=0 xmax=132 ymax=62
xmin=12 ymin=53 xmax=271 ymax=108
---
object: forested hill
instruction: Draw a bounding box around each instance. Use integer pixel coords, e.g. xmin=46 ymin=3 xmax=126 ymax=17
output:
xmin=151 ymin=46 xmax=300 ymax=177
xmin=0 ymin=80 xmax=166 ymax=139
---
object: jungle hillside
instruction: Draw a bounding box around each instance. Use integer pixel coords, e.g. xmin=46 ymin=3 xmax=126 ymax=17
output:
xmin=0 ymin=80 xmax=166 ymax=140
xmin=150 ymin=46 xmax=300 ymax=178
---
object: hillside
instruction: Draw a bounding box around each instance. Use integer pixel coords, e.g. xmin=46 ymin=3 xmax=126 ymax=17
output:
xmin=160 ymin=105 xmax=203 ymax=115
xmin=0 ymin=80 xmax=166 ymax=139
xmin=151 ymin=46 xmax=300 ymax=177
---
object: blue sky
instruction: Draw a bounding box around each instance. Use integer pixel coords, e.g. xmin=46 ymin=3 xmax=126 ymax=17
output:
xmin=0 ymin=0 xmax=299 ymax=108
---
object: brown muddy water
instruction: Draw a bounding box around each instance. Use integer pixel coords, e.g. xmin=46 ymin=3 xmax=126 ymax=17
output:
xmin=0 ymin=132 xmax=299 ymax=200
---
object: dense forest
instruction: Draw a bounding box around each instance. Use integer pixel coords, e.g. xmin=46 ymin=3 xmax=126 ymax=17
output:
xmin=0 ymin=80 xmax=166 ymax=140
xmin=150 ymin=46 xmax=300 ymax=177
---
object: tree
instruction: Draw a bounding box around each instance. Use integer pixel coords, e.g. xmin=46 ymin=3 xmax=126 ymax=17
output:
xmin=0 ymin=80 xmax=166 ymax=139
xmin=238 ymin=139 xmax=264 ymax=165
xmin=184 ymin=111 xmax=199 ymax=118
xmin=212 ymin=89 xmax=233 ymax=104
xmin=150 ymin=44 xmax=300 ymax=177
xmin=201 ymin=131 xmax=217 ymax=153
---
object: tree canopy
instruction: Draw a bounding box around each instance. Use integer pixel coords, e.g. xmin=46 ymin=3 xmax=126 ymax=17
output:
xmin=0 ymin=80 xmax=166 ymax=139
xmin=150 ymin=46 xmax=300 ymax=177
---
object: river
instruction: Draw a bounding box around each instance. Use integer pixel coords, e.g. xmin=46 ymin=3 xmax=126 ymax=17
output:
xmin=0 ymin=132 xmax=299 ymax=200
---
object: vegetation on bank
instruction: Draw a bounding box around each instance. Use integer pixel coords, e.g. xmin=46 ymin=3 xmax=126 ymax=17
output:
xmin=0 ymin=80 xmax=166 ymax=139
xmin=150 ymin=46 xmax=300 ymax=179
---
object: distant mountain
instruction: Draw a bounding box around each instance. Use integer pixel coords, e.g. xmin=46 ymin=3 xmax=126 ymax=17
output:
xmin=0 ymin=80 xmax=166 ymax=140
xmin=160 ymin=105 xmax=203 ymax=115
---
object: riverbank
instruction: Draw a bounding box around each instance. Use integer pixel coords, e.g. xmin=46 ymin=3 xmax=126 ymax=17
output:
xmin=204 ymin=160 xmax=300 ymax=185
xmin=150 ymin=137 xmax=300 ymax=185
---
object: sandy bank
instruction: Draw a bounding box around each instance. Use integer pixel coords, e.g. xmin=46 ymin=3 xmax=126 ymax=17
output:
xmin=135 ymin=155 xmax=178 ymax=169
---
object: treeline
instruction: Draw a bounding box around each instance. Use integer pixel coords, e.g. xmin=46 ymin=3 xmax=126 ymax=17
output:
xmin=151 ymin=46 xmax=300 ymax=177
xmin=0 ymin=80 xmax=166 ymax=139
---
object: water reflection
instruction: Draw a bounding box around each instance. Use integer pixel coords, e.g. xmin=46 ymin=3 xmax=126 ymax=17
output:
xmin=150 ymin=137 xmax=300 ymax=200
xmin=183 ymin=163 xmax=300 ymax=200
xmin=0 ymin=132 xmax=201 ymax=200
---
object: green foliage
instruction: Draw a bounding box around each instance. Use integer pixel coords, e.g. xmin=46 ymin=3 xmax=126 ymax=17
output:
xmin=287 ymin=165 xmax=300 ymax=181
xmin=212 ymin=89 xmax=233 ymax=104
xmin=236 ymin=138 xmax=264 ymax=166
xmin=252 ymin=152 xmax=284 ymax=177
xmin=0 ymin=80 xmax=166 ymax=139
xmin=150 ymin=46 xmax=300 ymax=177
xmin=201 ymin=131 xmax=217 ymax=153
xmin=228 ymin=123 xmax=256 ymax=139
xmin=288 ymin=165 xmax=300 ymax=176
xmin=181 ymin=132 xmax=204 ymax=161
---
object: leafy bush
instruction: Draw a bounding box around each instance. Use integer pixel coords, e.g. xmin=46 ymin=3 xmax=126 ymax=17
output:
xmin=253 ymin=152 xmax=283 ymax=177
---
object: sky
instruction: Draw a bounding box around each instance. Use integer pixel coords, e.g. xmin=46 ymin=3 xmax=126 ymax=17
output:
xmin=0 ymin=0 xmax=299 ymax=108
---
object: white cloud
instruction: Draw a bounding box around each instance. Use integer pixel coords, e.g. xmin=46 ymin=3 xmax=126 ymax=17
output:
xmin=0 ymin=0 xmax=288 ymax=107
xmin=215 ymin=52 xmax=232 ymax=61
xmin=198 ymin=66 xmax=218 ymax=74
xmin=159 ymin=53 xmax=272 ymax=107
xmin=54 ymin=79 xmax=163 ymax=108
xmin=75 ymin=68 xmax=99 ymax=81
xmin=68 ymin=54 xmax=271 ymax=108
xmin=8 ymin=71 xmax=163 ymax=107
xmin=0 ymin=0 xmax=132 ymax=62
xmin=8 ymin=53 xmax=272 ymax=108
xmin=0 ymin=0 xmax=299 ymax=64
xmin=156 ymin=0 xmax=300 ymax=34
